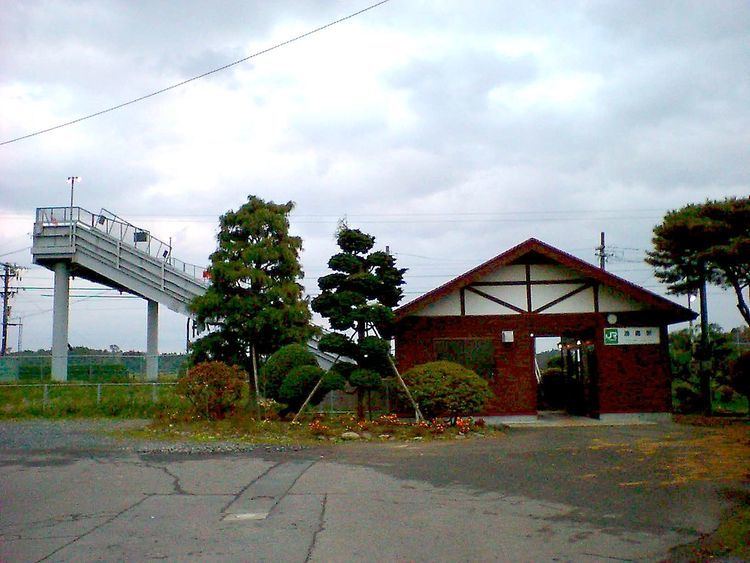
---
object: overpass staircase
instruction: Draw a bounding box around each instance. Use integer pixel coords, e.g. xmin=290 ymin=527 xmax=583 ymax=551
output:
xmin=31 ymin=206 xmax=208 ymax=380
xmin=32 ymin=207 xmax=208 ymax=315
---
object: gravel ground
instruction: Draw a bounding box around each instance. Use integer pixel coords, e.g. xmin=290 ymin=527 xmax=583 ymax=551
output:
xmin=0 ymin=419 xmax=305 ymax=455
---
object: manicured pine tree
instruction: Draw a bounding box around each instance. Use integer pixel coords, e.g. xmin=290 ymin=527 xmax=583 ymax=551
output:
xmin=312 ymin=224 xmax=406 ymax=419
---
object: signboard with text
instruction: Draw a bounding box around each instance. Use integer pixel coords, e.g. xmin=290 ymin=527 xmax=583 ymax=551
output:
xmin=603 ymin=327 xmax=660 ymax=346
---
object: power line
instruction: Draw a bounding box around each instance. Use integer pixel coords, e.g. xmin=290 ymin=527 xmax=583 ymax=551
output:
xmin=0 ymin=0 xmax=391 ymax=147
xmin=0 ymin=208 xmax=665 ymax=221
xmin=14 ymin=290 xmax=119 ymax=319
xmin=0 ymin=246 xmax=31 ymax=258
xmin=17 ymin=286 xmax=123 ymax=291
xmin=12 ymin=214 xmax=655 ymax=226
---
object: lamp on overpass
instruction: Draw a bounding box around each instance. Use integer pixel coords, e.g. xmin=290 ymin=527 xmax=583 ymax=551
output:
xmin=67 ymin=176 xmax=81 ymax=222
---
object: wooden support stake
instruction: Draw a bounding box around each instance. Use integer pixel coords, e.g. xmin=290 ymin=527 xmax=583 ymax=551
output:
xmin=251 ymin=343 xmax=262 ymax=419
xmin=292 ymin=376 xmax=325 ymax=424
xmin=387 ymin=353 xmax=424 ymax=422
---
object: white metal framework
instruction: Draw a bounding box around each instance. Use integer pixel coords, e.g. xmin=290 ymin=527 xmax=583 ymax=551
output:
xmin=32 ymin=206 xmax=208 ymax=381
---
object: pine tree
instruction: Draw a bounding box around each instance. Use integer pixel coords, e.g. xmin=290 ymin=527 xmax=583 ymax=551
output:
xmin=190 ymin=196 xmax=312 ymax=390
xmin=312 ymin=225 xmax=406 ymax=419
xmin=647 ymin=197 xmax=750 ymax=325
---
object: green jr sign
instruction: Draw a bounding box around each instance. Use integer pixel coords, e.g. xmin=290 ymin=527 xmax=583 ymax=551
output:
xmin=604 ymin=327 xmax=660 ymax=345
xmin=603 ymin=328 xmax=619 ymax=345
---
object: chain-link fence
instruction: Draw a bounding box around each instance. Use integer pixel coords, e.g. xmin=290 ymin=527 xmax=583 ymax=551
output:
xmin=0 ymin=354 xmax=189 ymax=382
xmin=0 ymin=380 xmax=181 ymax=417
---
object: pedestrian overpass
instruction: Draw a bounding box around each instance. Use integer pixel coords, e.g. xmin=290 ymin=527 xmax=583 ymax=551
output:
xmin=31 ymin=206 xmax=208 ymax=381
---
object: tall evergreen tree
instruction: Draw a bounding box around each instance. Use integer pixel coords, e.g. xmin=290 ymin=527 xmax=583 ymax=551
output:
xmin=646 ymin=197 xmax=750 ymax=324
xmin=647 ymin=196 xmax=750 ymax=414
xmin=190 ymin=196 xmax=312 ymax=387
xmin=312 ymin=225 xmax=406 ymax=419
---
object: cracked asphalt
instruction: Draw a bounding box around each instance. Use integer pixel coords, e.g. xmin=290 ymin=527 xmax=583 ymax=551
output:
xmin=0 ymin=420 xmax=733 ymax=562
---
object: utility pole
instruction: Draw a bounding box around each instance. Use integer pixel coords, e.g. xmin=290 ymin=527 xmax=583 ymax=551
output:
xmin=1 ymin=262 xmax=20 ymax=356
xmin=595 ymin=232 xmax=609 ymax=270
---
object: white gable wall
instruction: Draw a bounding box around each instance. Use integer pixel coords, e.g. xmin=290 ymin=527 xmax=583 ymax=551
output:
xmin=465 ymin=284 xmax=527 ymax=314
xmin=530 ymin=263 xmax=582 ymax=281
xmin=418 ymin=292 xmax=461 ymax=316
xmin=599 ymin=285 xmax=647 ymax=312
xmin=534 ymin=285 xmax=596 ymax=313
xmin=481 ymin=264 xmax=526 ymax=282
xmin=414 ymin=262 xmax=651 ymax=317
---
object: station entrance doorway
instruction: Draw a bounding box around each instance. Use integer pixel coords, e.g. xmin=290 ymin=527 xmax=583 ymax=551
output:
xmin=534 ymin=333 xmax=599 ymax=418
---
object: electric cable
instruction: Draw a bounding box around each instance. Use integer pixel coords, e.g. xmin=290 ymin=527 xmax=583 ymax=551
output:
xmin=0 ymin=0 xmax=391 ymax=146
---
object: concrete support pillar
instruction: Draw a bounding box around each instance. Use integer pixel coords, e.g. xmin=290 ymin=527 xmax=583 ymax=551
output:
xmin=146 ymin=300 xmax=159 ymax=380
xmin=51 ymin=261 xmax=70 ymax=381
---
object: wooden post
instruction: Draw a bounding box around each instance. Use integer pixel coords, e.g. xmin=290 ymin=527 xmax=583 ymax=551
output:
xmin=291 ymin=376 xmax=325 ymax=424
xmin=367 ymin=322 xmax=423 ymax=422
xmin=251 ymin=343 xmax=262 ymax=419
xmin=386 ymin=354 xmax=423 ymax=422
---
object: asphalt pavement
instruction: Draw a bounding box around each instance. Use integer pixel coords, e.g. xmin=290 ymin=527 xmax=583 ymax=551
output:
xmin=0 ymin=420 xmax=732 ymax=562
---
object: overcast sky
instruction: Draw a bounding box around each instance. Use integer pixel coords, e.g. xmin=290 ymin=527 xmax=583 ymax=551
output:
xmin=1 ymin=0 xmax=748 ymax=354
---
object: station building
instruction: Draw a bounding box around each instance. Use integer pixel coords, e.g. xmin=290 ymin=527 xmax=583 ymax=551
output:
xmin=393 ymin=239 xmax=695 ymax=421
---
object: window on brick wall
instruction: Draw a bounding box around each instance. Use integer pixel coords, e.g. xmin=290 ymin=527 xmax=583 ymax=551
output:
xmin=434 ymin=338 xmax=495 ymax=379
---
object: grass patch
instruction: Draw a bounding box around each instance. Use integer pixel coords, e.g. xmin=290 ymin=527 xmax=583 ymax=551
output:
xmin=125 ymin=412 xmax=501 ymax=445
xmin=0 ymin=381 xmax=185 ymax=418
xmin=713 ymin=393 xmax=750 ymax=416
xmin=670 ymin=489 xmax=750 ymax=561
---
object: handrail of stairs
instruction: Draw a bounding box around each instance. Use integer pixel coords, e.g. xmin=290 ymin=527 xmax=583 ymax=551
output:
xmin=35 ymin=206 xmax=209 ymax=284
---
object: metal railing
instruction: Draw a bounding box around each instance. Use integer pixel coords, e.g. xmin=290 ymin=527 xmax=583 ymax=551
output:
xmin=35 ymin=206 xmax=209 ymax=283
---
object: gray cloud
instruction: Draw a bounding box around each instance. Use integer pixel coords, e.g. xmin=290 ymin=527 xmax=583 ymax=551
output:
xmin=1 ymin=0 xmax=748 ymax=351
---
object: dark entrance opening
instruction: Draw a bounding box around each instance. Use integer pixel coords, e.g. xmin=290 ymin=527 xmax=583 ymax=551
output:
xmin=535 ymin=333 xmax=599 ymax=418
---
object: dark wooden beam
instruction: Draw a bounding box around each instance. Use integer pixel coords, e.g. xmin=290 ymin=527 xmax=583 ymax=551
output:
xmin=465 ymin=286 xmax=526 ymax=314
xmin=533 ymin=283 xmax=592 ymax=314
xmin=525 ymin=264 xmax=532 ymax=312
xmin=460 ymin=288 xmax=466 ymax=316
xmin=470 ymin=278 xmax=591 ymax=287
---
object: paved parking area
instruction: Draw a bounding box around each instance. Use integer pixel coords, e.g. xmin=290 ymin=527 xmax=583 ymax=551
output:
xmin=0 ymin=420 xmax=735 ymax=562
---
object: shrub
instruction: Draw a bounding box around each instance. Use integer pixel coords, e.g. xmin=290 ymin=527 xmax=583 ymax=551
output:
xmin=261 ymin=344 xmax=318 ymax=401
xmin=400 ymin=361 xmax=492 ymax=419
xmin=716 ymin=384 xmax=737 ymax=403
xmin=673 ymin=380 xmax=701 ymax=413
xmin=455 ymin=417 xmax=472 ymax=434
xmin=308 ymin=418 xmax=332 ymax=436
xmin=176 ymin=361 xmax=246 ymax=420
xmin=375 ymin=413 xmax=403 ymax=429
xmin=279 ymin=365 xmax=345 ymax=413
xmin=257 ymin=397 xmax=283 ymax=421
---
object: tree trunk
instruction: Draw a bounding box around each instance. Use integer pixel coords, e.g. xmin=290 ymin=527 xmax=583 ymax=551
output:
xmin=356 ymin=388 xmax=365 ymax=420
xmin=251 ymin=343 xmax=262 ymax=419
xmin=356 ymin=320 xmax=366 ymax=420
xmin=698 ymin=275 xmax=712 ymax=416
xmin=729 ymin=278 xmax=750 ymax=326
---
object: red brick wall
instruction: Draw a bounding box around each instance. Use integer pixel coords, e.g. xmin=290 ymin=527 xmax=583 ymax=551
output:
xmin=594 ymin=324 xmax=672 ymax=413
xmin=394 ymin=312 xmax=672 ymax=416
xmin=394 ymin=315 xmax=537 ymax=415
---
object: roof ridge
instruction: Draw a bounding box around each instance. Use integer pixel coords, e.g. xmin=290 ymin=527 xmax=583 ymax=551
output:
xmin=395 ymin=238 xmax=694 ymax=322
